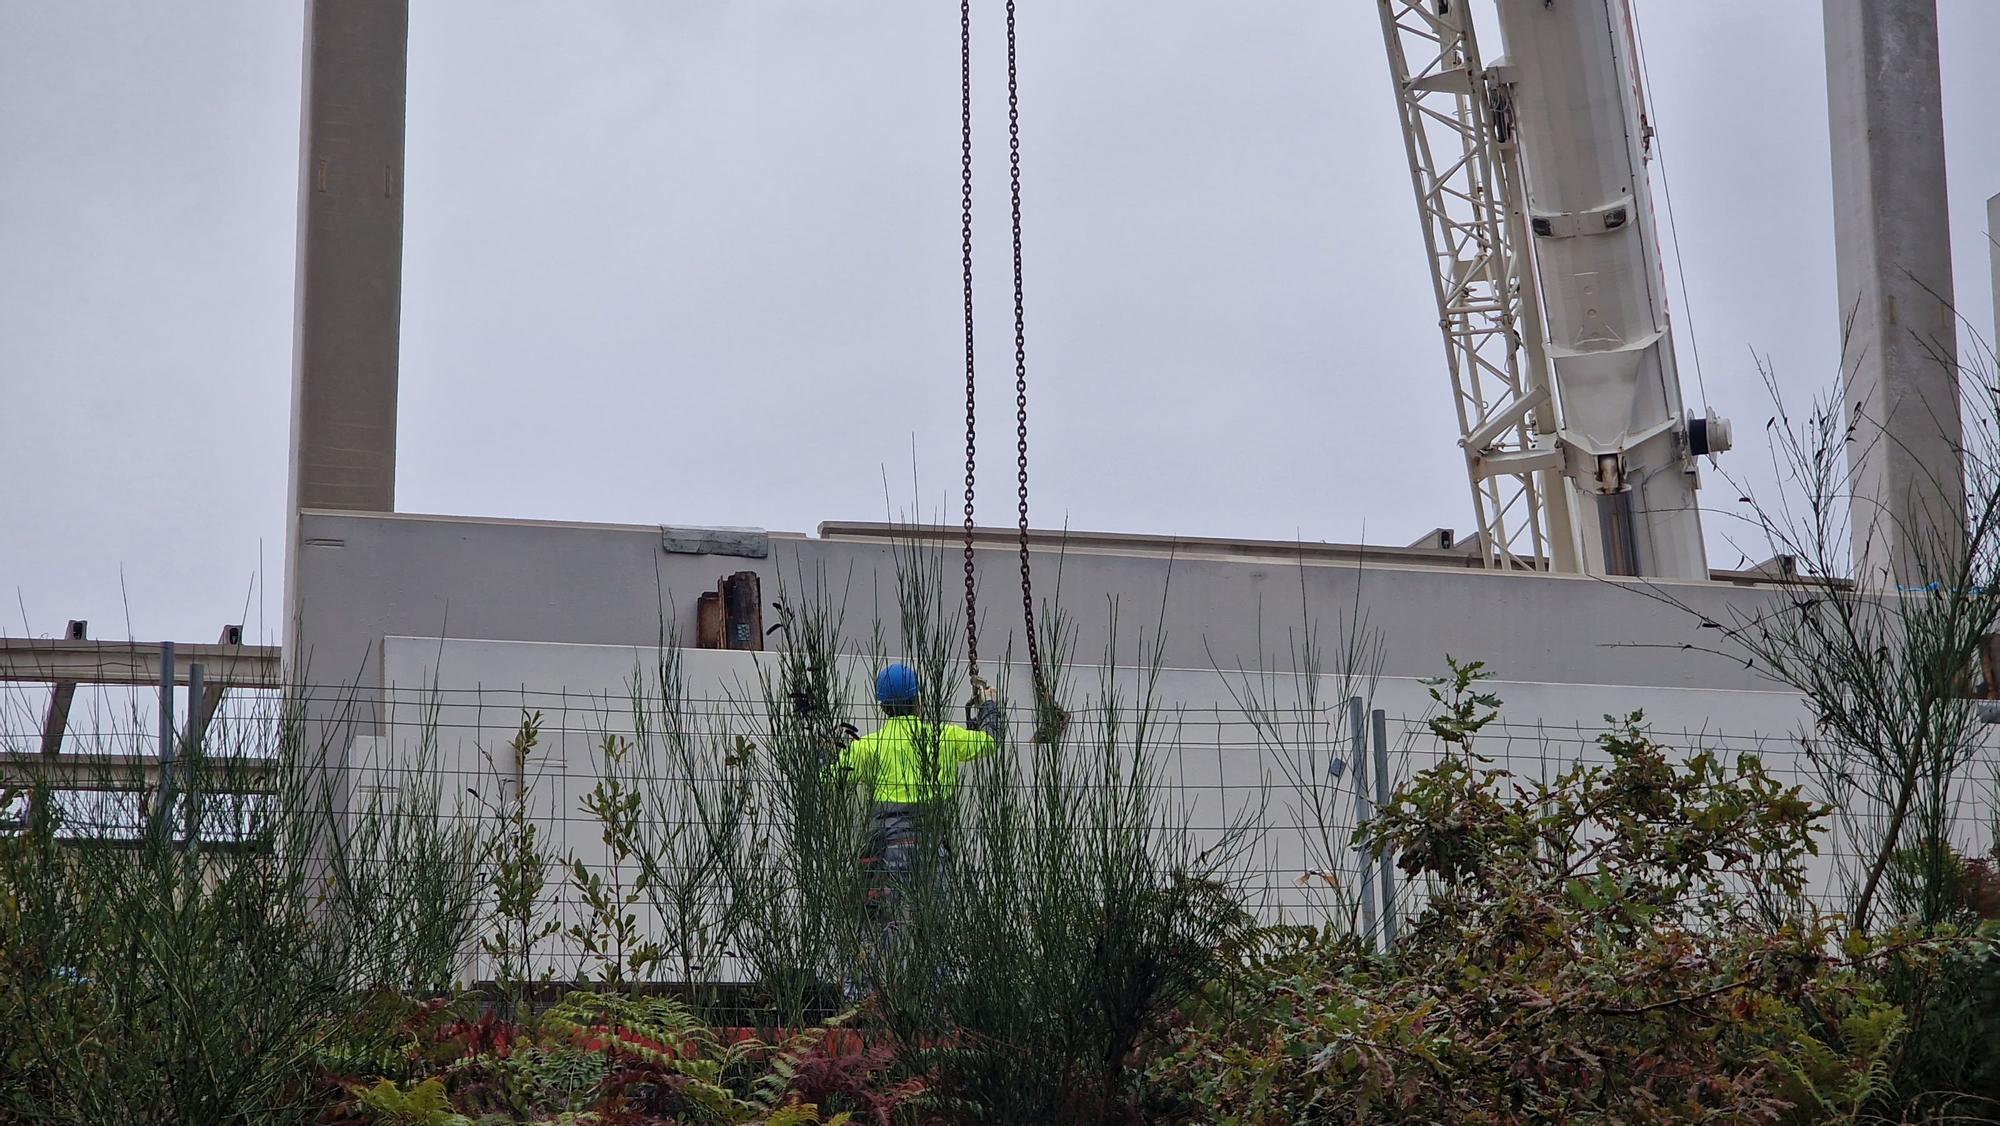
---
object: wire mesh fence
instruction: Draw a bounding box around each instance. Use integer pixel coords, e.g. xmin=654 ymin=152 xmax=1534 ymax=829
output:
xmin=5 ymin=670 xmax=1999 ymax=987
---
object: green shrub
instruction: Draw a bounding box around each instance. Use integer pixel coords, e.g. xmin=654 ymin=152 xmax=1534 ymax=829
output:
xmin=1866 ymin=922 xmax=2000 ymax=1119
xmin=1143 ymin=662 xmax=1910 ymax=1124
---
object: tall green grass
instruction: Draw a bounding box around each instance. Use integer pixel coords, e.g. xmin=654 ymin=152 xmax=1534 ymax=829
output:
xmin=0 ymin=688 xmax=486 ymax=1123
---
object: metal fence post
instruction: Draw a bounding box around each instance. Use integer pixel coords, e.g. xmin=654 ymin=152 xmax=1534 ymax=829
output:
xmin=1372 ymin=708 xmax=1397 ymax=949
xmin=184 ymin=661 xmax=204 ymax=846
xmin=152 ymin=641 xmax=176 ymax=841
xmin=1349 ymin=696 xmax=1377 ymax=948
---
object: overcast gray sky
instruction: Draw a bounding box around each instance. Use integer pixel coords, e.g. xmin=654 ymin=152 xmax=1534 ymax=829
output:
xmin=3 ymin=1 xmax=1998 ymax=647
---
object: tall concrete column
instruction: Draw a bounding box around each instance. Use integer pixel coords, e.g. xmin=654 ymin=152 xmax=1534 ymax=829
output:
xmin=1989 ymin=193 xmax=2000 ymax=364
xmin=1824 ymin=0 xmax=1961 ymax=587
xmin=284 ymin=0 xmax=408 ymax=647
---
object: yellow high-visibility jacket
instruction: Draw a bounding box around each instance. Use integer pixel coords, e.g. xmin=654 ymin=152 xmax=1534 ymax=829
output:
xmin=835 ymin=716 xmax=997 ymax=804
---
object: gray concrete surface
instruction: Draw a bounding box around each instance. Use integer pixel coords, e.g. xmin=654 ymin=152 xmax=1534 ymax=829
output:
xmin=291 ymin=508 xmax=1788 ymax=757
xmin=1989 ymin=192 xmax=1999 ymax=357
xmin=292 ymin=509 xmax=2000 ymax=966
xmin=369 ymin=635 xmax=1818 ymax=968
xmin=1823 ymin=0 xmax=1963 ymax=587
xmin=285 ymin=0 xmax=409 ymax=653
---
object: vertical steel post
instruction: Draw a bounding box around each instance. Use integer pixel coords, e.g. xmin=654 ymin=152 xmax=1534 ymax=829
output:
xmin=184 ymin=662 xmax=205 ymax=845
xmin=1349 ymin=697 xmax=1377 ymax=947
xmin=1372 ymin=708 xmax=1398 ymax=949
xmin=153 ymin=641 xmax=176 ymax=841
xmin=185 ymin=662 xmax=204 ymax=755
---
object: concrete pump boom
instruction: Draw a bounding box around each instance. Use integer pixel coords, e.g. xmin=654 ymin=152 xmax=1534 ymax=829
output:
xmin=1494 ymin=0 xmax=1724 ymax=579
xmin=1379 ymin=0 xmax=1726 ymax=578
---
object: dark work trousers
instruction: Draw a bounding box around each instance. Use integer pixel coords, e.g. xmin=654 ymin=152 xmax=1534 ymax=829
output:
xmin=857 ymin=801 xmax=949 ymax=980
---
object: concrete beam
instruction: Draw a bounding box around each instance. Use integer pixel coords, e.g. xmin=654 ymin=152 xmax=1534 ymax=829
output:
xmin=1823 ymin=0 xmax=1962 ymax=587
xmin=38 ymin=620 xmax=88 ymax=757
xmin=0 ymin=641 xmax=280 ymax=689
xmin=38 ymin=682 xmax=78 ymax=757
xmin=0 ymin=753 xmax=277 ymax=795
xmin=817 ymin=521 xmax=1490 ymax=568
xmin=185 ymin=625 xmax=246 ymax=756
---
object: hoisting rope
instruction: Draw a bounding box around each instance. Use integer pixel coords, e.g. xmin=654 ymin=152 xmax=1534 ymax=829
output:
xmin=959 ymin=0 xmax=1052 ymax=731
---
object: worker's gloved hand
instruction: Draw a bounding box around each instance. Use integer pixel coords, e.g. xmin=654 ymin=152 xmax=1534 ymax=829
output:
xmin=818 ymin=721 xmax=860 ymax=774
xmin=966 ymin=677 xmax=1003 ymax=737
xmin=970 ymin=698 xmax=1002 ymax=737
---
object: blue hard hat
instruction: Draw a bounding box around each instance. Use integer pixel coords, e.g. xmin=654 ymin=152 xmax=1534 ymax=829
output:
xmin=875 ymin=663 xmax=920 ymax=707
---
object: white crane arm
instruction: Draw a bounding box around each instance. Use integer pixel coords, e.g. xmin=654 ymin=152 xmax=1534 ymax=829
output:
xmin=1377 ymin=0 xmax=1726 ymax=579
xmin=1493 ymin=0 xmax=1722 ymax=579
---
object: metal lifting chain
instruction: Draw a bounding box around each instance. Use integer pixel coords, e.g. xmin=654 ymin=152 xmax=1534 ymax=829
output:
xmin=958 ymin=0 xmax=1049 ymax=718
xmin=959 ymin=0 xmax=980 ymax=677
xmin=1004 ymin=0 xmax=1047 ymax=712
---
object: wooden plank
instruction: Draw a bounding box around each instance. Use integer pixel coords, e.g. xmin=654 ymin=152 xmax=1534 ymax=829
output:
xmin=695 ymin=590 xmax=726 ymax=649
xmin=722 ymin=572 xmax=763 ymax=651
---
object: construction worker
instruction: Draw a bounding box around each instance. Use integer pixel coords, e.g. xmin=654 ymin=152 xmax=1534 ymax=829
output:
xmin=834 ymin=662 xmax=1002 ymax=981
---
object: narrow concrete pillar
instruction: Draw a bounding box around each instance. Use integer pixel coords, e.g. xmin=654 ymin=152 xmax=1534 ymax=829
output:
xmin=1823 ymin=0 xmax=1961 ymax=587
xmin=1989 ymin=193 xmax=2000 ymax=365
xmin=284 ymin=0 xmax=408 ymax=648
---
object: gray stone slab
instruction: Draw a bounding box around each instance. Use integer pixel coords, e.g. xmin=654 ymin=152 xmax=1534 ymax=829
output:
xmin=660 ymin=526 xmax=770 ymax=558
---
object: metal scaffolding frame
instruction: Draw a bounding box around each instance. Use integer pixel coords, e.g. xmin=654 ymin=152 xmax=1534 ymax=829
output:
xmin=0 ymin=626 xmax=282 ymax=834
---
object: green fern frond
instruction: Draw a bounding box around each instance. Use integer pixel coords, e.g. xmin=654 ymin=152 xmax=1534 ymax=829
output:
xmin=353 ymin=1076 xmax=474 ymax=1125
xmin=761 ymin=1102 xmax=824 ymax=1126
